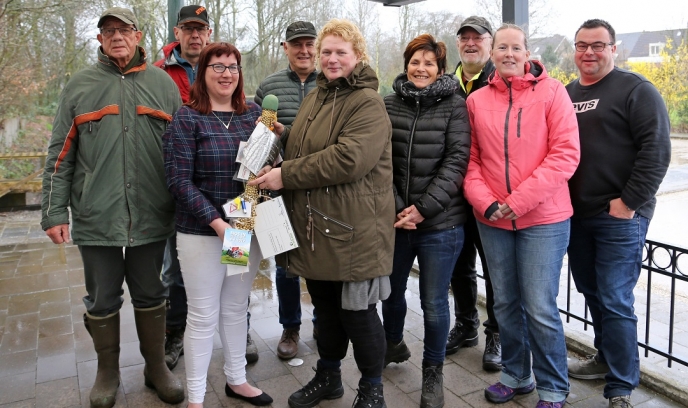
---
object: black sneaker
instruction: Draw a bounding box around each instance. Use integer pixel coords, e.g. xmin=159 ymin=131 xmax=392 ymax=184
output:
xmin=164 ymin=327 xmax=184 ymax=370
xmin=445 ymin=323 xmax=478 ymax=355
xmin=384 ymin=338 xmax=411 ymax=367
xmin=352 ymin=380 xmax=386 ymax=408
xmin=288 ymin=366 xmax=344 ymax=408
xmin=421 ymin=361 xmax=444 ymax=408
xmin=483 ymin=333 xmax=502 ymax=372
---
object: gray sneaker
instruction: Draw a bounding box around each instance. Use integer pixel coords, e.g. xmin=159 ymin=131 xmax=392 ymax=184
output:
xmin=569 ymin=354 xmax=609 ymax=380
xmin=609 ymin=395 xmax=632 ymax=408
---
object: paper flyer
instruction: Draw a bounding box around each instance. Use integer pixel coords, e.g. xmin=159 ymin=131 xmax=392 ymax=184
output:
xmin=254 ymin=196 xmax=299 ymax=258
xmin=221 ymin=228 xmax=252 ymax=266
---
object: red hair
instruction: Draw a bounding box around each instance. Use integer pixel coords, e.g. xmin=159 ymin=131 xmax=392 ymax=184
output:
xmin=187 ymin=42 xmax=248 ymax=115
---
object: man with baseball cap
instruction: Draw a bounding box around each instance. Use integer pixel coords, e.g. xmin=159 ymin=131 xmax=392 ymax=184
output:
xmin=154 ymin=4 xmax=212 ymax=372
xmin=42 ymin=6 xmax=183 ymax=407
xmin=252 ymin=20 xmax=319 ymax=360
xmin=445 ymin=15 xmax=503 ymax=373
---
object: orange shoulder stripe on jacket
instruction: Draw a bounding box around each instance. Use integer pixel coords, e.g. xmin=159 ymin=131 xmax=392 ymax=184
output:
xmin=136 ymin=106 xmax=173 ymax=122
xmin=54 ymin=105 xmax=120 ymax=172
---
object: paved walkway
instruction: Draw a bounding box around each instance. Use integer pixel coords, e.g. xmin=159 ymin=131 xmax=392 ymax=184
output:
xmin=0 ymin=210 xmax=683 ymax=407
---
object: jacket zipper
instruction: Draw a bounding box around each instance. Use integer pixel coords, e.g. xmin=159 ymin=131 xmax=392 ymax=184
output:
xmin=308 ymin=205 xmax=354 ymax=231
xmin=405 ymin=99 xmax=421 ymax=205
xmin=517 ymin=108 xmax=522 ymax=138
xmin=503 ymin=81 xmax=517 ymax=231
xmin=300 ymin=82 xmax=305 ymax=102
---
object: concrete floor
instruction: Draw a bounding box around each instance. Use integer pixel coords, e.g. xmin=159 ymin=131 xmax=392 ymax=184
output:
xmin=0 ymin=210 xmax=684 ymax=407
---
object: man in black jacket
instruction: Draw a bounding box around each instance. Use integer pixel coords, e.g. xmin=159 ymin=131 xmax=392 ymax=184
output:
xmin=445 ymin=15 xmax=502 ymax=372
xmin=566 ymin=19 xmax=671 ymax=408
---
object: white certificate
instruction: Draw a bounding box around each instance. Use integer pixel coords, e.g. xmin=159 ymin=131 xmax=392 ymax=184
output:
xmin=254 ymin=196 xmax=299 ymax=258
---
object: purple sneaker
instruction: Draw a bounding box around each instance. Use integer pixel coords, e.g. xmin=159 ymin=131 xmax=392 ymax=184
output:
xmin=484 ymin=381 xmax=536 ymax=403
xmin=536 ymin=401 xmax=565 ymax=408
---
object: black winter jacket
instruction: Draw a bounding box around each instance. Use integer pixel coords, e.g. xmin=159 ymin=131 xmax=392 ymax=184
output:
xmin=384 ymin=73 xmax=471 ymax=230
xmin=454 ymin=59 xmax=495 ymax=100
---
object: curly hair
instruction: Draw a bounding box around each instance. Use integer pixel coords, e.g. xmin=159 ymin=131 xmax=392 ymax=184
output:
xmin=316 ymin=18 xmax=369 ymax=64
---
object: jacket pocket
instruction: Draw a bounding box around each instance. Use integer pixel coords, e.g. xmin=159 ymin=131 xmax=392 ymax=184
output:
xmin=308 ymin=206 xmax=354 ymax=242
xmin=81 ymin=170 xmax=93 ymax=216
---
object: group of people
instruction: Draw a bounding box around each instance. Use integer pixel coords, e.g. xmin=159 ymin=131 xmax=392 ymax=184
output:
xmin=40 ymin=4 xmax=671 ymax=408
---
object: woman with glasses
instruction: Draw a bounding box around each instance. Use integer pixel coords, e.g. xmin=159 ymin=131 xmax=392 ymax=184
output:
xmin=163 ymin=42 xmax=273 ymax=407
xmin=463 ymin=24 xmax=580 ymax=407
xmin=381 ymin=33 xmax=470 ymax=408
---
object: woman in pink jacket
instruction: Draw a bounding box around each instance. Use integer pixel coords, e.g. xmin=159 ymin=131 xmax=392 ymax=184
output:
xmin=464 ymin=24 xmax=580 ymax=408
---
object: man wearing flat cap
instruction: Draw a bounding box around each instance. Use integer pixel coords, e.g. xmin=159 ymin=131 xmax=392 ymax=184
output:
xmin=154 ymin=4 xmax=212 ymax=372
xmin=446 ymin=15 xmax=503 ymax=373
xmin=251 ymin=20 xmax=319 ymax=361
xmin=41 ymin=7 xmax=183 ymax=408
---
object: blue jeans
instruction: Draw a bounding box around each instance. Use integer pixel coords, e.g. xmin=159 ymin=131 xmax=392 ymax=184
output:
xmin=275 ymin=265 xmax=303 ymax=328
xmin=382 ymin=226 xmax=464 ymax=365
xmin=568 ymin=212 xmax=649 ymax=398
xmin=163 ymin=234 xmax=187 ymax=330
xmin=477 ymin=220 xmax=570 ymax=403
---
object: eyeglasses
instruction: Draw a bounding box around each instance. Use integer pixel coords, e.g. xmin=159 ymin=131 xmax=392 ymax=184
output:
xmin=459 ymin=35 xmax=490 ymax=43
xmin=100 ymin=27 xmax=137 ymax=38
xmin=208 ymin=64 xmax=241 ymax=74
xmin=575 ymin=41 xmax=614 ymax=52
xmin=179 ymin=25 xmax=209 ymax=35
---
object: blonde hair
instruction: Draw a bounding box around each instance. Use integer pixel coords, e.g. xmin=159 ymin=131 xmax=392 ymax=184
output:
xmin=316 ymin=18 xmax=369 ymax=64
xmin=493 ymin=23 xmax=529 ymax=50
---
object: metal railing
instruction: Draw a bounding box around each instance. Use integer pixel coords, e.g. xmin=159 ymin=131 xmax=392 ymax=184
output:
xmin=559 ymin=239 xmax=688 ymax=368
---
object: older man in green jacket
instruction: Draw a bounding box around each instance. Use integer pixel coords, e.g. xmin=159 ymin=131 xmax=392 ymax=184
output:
xmin=41 ymin=7 xmax=183 ymax=408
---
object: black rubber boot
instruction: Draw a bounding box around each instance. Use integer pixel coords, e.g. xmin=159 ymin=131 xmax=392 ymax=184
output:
xmin=288 ymin=366 xmax=344 ymax=408
xmin=134 ymin=303 xmax=185 ymax=404
xmin=84 ymin=312 xmax=120 ymax=408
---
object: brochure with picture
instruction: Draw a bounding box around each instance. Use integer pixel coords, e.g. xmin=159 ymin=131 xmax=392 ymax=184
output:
xmin=221 ymin=228 xmax=252 ymax=266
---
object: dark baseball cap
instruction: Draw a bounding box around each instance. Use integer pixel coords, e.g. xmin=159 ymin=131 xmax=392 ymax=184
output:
xmin=177 ymin=5 xmax=209 ymax=26
xmin=284 ymin=21 xmax=317 ymax=43
xmin=457 ymin=16 xmax=493 ymax=36
xmin=97 ymin=7 xmax=138 ymax=29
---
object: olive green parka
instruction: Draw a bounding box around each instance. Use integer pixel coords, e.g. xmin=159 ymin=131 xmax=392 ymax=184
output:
xmin=279 ymin=63 xmax=395 ymax=282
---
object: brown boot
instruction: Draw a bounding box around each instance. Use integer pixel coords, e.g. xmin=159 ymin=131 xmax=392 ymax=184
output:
xmin=134 ymin=303 xmax=185 ymax=404
xmin=84 ymin=312 xmax=120 ymax=408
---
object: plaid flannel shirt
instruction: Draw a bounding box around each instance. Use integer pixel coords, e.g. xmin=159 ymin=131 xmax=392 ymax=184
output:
xmin=164 ymin=103 xmax=262 ymax=236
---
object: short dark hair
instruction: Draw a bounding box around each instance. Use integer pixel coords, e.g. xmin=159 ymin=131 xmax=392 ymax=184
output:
xmin=403 ymin=34 xmax=447 ymax=75
xmin=187 ymin=42 xmax=248 ymax=115
xmin=575 ymin=19 xmax=616 ymax=43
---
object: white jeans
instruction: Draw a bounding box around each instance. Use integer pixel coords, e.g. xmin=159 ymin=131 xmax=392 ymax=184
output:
xmin=176 ymin=232 xmax=261 ymax=403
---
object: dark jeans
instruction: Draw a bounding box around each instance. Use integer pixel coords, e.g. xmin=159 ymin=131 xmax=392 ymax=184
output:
xmin=246 ymin=265 xmax=316 ymax=331
xmin=163 ymin=233 xmax=187 ymax=330
xmin=306 ymin=279 xmax=385 ymax=378
xmin=80 ymin=239 xmax=167 ymax=316
xmin=568 ymin=212 xmax=650 ymax=398
xmin=383 ymin=226 xmax=464 ymax=364
xmin=450 ymin=214 xmax=499 ymax=334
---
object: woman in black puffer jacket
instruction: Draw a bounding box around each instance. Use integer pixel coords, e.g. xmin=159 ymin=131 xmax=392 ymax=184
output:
xmin=381 ymin=33 xmax=471 ymax=408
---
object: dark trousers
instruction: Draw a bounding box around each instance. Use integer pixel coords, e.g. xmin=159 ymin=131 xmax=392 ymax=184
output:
xmin=306 ymin=279 xmax=385 ymax=378
xmin=162 ymin=234 xmax=187 ymax=329
xmin=80 ymin=239 xmax=168 ymax=316
xmin=450 ymin=214 xmax=499 ymax=334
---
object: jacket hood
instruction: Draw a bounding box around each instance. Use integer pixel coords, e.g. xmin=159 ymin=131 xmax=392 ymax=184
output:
xmin=316 ymin=62 xmax=379 ymax=92
xmin=392 ymin=73 xmax=459 ymax=106
xmin=488 ymin=59 xmax=548 ymax=92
